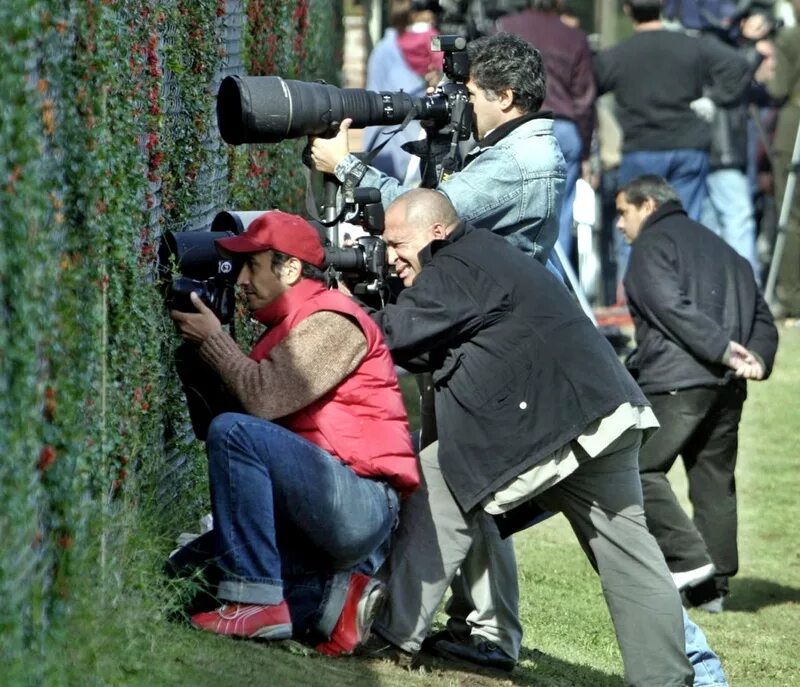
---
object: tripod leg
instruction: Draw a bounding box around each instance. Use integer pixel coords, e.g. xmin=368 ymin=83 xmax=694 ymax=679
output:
xmin=764 ymin=120 xmax=800 ymax=306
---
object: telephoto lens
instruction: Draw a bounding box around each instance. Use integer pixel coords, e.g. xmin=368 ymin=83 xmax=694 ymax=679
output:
xmin=216 ymin=75 xmax=448 ymax=145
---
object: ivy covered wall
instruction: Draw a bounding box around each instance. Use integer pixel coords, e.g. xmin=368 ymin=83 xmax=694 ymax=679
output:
xmin=0 ymin=0 xmax=343 ymax=676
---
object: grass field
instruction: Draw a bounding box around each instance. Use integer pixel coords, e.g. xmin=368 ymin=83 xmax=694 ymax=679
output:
xmin=50 ymin=325 xmax=800 ymax=687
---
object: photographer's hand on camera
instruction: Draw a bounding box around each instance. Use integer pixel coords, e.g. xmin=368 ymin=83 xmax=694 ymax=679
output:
xmin=170 ymin=292 xmax=223 ymax=345
xmin=309 ymin=118 xmax=353 ymax=175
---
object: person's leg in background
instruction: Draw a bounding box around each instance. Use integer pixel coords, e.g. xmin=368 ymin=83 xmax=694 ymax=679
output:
xmin=681 ymin=382 xmax=746 ymax=605
xmin=553 ymin=118 xmax=583 ymax=267
xmin=701 ymin=168 xmax=759 ymax=277
xmin=683 ymin=609 xmax=729 ymax=686
xmin=666 ymin=148 xmax=710 ymax=222
xmin=771 ymin=146 xmax=800 ymax=317
xmin=638 ymin=391 xmax=717 ymax=578
xmin=599 ymin=164 xmax=622 ymax=304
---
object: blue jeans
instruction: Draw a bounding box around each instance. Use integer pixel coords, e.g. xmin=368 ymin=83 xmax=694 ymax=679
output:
xmin=553 ymin=119 xmax=583 ymax=261
xmin=205 ymin=412 xmax=399 ymax=635
xmin=684 ymin=609 xmax=729 ymax=686
xmin=701 ymin=168 xmax=759 ymax=279
xmin=619 ymin=149 xmax=709 ymax=221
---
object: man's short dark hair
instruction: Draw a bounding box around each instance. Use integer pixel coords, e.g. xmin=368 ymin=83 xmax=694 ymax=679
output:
xmin=467 ymin=33 xmax=546 ymax=113
xmin=625 ymin=0 xmax=662 ymax=23
xmin=618 ymin=175 xmax=683 ymax=208
xmin=532 ymin=0 xmax=560 ymax=10
xmin=270 ymin=250 xmax=325 ymax=281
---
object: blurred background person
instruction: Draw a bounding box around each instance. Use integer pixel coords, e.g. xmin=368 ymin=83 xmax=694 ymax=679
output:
xmin=766 ymin=0 xmax=800 ymax=319
xmin=362 ymin=0 xmax=443 ymax=184
xmin=594 ymin=0 xmax=751 ymax=222
xmin=698 ymin=7 xmax=775 ymax=280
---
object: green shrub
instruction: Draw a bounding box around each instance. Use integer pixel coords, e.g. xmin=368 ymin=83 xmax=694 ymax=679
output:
xmin=0 ymin=0 xmax=343 ymax=679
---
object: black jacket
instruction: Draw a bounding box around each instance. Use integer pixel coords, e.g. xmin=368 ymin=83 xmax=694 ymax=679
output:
xmin=624 ymin=202 xmax=778 ymax=394
xmin=594 ymin=30 xmax=750 ymax=152
xmin=373 ymin=223 xmax=647 ymax=513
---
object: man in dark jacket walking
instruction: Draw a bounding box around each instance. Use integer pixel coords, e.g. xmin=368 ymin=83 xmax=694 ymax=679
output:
xmin=617 ymin=175 xmax=779 ymax=612
xmin=365 ymin=188 xmax=694 ymax=687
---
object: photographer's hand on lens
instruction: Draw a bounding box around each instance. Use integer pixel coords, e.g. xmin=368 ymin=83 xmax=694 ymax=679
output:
xmin=309 ymin=118 xmax=353 ymax=175
xmin=170 ymin=292 xmax=223 ymax=345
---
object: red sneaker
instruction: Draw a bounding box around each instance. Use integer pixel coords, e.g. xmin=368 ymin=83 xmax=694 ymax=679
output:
xmin=316 ymin=573 xmax=386 ymax=656
xmin=191 ymin=601 xmax=292 ymax=640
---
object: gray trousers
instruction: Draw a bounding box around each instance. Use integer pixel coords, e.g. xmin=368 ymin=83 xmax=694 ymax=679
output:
xmin=374 ymin=431 xmax=693 ymax=687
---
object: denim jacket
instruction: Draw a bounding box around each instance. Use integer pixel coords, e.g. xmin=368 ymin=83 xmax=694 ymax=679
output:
xmin=335 ymin=113 xmax=565 ymax=263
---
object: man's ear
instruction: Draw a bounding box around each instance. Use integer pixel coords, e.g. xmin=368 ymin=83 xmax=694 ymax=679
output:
xmin=431 ymin=222 xmax=449 ymax=240
xmin=497 ymin=88 xmax=515 ymax=111
xmin=643 ymin=197 xmax=658 ymax=217
xmin=283 ymin=257 xmax=304 ymax=285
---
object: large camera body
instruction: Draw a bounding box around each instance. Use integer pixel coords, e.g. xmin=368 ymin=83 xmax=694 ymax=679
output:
xmin=321 ymin=187 xmax=388 ymax=300
xmin=157 ymin=212 xmax=262 ymax=324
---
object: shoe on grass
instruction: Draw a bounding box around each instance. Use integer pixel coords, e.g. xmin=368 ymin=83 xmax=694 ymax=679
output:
xmin=695 ymin=595 xmax=725 ymax=613
xmin=435 ymin=634 xmax=516 ymax=672
xmin=681 ymin=578 xmax=724 ymax=610
xmin=420 ymin=625 xmax=469 ymax=655
xmin=355 ymin=632 xmax=418 ymax=668
xmin=191 ymin=600 xmax=292 ymax=639
xmin=315 ymin=573 xmax=386 ymax=656
xmin=671 ymin=562 xmax=715 ymax=590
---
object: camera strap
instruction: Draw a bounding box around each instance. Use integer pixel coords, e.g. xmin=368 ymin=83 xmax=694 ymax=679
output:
xmin=361 ymin=106 xmax=422 ymax=166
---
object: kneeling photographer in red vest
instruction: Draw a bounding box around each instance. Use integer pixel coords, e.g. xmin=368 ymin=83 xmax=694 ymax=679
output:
xmin=169 ymin=210 xmax=418 ymax=654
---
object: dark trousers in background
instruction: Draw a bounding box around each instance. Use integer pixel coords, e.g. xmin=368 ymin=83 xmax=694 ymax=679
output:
xmin=638 ymin=383 xmax=746 ymax=596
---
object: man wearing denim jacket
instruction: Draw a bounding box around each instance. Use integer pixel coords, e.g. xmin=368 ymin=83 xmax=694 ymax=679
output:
xmin=311 ymin=32 xmax=565 ymax=264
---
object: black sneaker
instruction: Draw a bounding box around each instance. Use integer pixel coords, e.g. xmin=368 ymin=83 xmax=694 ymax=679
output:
xmin=355 ymin=632 xmax=418 ymax=668
xmin=681 ymin=578 xmax=722 ymax=609
xmin=420 ymin=625 xmax=468 ymax=655
xmin=435 ymin=635 xmax=516 ymax=672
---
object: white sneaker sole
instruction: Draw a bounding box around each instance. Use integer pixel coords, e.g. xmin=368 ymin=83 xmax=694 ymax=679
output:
xmin=356 ymin=580 xmax=387 ymax=643
xmin=672 ymin=563 xmax=715 ymax=590
xmin=251 ymin=623 xmax=293 ymax=640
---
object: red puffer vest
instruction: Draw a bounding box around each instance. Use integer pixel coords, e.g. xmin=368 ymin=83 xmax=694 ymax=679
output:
xmin=249 ymin=279 xmax=419 ymax=496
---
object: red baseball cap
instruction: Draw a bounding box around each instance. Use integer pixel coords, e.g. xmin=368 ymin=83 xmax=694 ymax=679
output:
xmin=215 ymin=210 xmax=325 ymax=268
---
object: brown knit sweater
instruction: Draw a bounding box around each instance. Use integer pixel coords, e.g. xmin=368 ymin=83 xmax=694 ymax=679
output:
xmin=199 ymin=311 xmax=367 ymax=420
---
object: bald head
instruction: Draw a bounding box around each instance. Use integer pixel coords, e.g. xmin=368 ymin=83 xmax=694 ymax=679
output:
xmin=387 ymin=188 xmax=460 ymax=231
xmin=383 ymin=189 xmax=461 ymax=287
